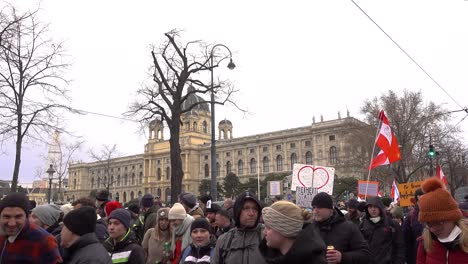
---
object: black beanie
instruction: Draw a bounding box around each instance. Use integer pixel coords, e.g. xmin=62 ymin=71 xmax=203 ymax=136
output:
xmin=0 ymin=192 xmax=30 ymax=216
xmin=206 ymin=203 xmax=221 ymax=213
xmin=190 ymin=218 xmax=213 ymax=234
xmin=109 ymin=208 xmax=131 ymax=228
xmin=311 ymin=192 xmax=333 ymax=209
xmin=63 ymin=206 xmax=96 ymax=236
xmin=96 ymin=189 xmax=110 ymax=202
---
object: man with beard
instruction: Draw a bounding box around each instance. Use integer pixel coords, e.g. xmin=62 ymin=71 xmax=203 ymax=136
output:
xmin=344 ymin=199 xmax=362 ymax=226
xmin=0 ymin=192 xmax=62 ymax=263
xmin=142 ymin=208 xmax=171 ymax=264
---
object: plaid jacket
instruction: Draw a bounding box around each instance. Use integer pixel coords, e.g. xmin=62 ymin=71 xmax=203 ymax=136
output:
xmin=0 ymin=221 xmax=62 ymax=264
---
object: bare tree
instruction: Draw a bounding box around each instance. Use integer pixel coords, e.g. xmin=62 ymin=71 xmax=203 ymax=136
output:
xmin=126 ymin=30 xmax=240 ymax=204
xmin=0 ymin=5 xmax=73 ymax=192
xmin=360 ymin=89 xmax=459 ymax=183
xmin=89 ymin=144 xmax=119 ymax=192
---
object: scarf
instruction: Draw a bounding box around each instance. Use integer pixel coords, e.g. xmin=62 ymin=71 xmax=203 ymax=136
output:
xmin=170 ymin=215 xmax=194 ymax=251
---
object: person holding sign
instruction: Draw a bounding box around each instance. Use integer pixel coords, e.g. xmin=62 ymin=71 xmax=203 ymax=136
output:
xmin=311 ymin=192 xmax=370 ymax=264
xmin=259 ymin=201 xmax=327 ymax=264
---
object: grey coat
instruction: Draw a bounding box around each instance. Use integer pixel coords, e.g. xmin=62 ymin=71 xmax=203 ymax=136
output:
xmin=62 ymin=233 xmax=112 ymax=264
xmin=212 ymin=224 xmax=267 ymax=264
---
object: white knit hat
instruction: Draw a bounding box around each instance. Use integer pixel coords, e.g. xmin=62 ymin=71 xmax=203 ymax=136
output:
xmin=262 ymin=201 xmax=305 ymax=238
xmin=169 ymin=203 xmax=187 ymax=220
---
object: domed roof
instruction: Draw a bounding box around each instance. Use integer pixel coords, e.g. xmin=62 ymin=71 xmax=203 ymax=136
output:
xmin=182 ymin=86 xmax=210 ymax=113
xmin=219 ymin=119 xmax=232 ymax=126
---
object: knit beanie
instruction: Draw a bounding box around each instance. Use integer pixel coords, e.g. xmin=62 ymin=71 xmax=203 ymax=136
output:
xmin=262 ymin=201 xmax=304 ymax=238
xmin=190 ymin=218 xmax=213 ymax=234
xmin=127 ymin=203 xmax=140 ymax=215
xmin=31 ymin=204 xmax=61 ymax=227
xmin=180 ymin=192 xmax=197 ymax=208
xmin=96 ymin=189 xmax=110 ymax=202
xmin=105 ymin=201 xmax=122 ymax=217
xmin=168 ymin=203 xmax=187 ymax=220
xmin=0 ymin=192 xmax=30 ymax=216
xmin=311 ymin=192 xmax=333 ymax=209
xmin=346 ymin=199 xmax=359 ymax=209
xmin=157 ymin=208 xmax=170 ymax=220
xmin=418 ymin=177 xmax=462 ymax=223
xmin=141 ymin=194 xmax=154 ymax=208
xmin=63 ymin=206 xmax=96 ymax=236
xmin=109 ymin=208 xmax=131 ymax=228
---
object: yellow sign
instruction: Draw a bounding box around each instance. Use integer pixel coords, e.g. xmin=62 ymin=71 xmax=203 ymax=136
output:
xmin=398 ymin=181 xmax=423 ymax=207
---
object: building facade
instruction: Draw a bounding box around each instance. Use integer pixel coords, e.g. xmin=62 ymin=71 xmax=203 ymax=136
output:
xmin=67 ymin=93 xmax=371 ymax=203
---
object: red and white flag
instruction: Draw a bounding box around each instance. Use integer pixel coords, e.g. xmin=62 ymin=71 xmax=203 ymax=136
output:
xmin=390 ymin=178 xmax=400 ymax=203
xmin=378 ymin=190 xmax=382 ymax=197
xmin=369 ymin=111 xmax=401 ymax=170
xmin=436 ymin=165 xmax=448 ymax=185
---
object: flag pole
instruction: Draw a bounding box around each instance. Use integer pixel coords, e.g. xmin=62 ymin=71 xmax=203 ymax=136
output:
xmin=364 ymin=114 xmax=383 ymax=200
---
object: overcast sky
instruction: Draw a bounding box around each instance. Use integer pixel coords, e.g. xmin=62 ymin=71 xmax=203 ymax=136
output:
xmin=2 ymin=0 xmax=468 ymax=185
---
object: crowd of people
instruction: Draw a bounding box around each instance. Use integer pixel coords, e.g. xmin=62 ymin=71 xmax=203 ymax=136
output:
xmin=0 ymin=176 xmax=467 ymax=263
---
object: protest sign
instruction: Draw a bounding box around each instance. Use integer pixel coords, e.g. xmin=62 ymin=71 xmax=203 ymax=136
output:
xmin=398 ymin=181 xmax=423 ymax=207
xmin=296 ymin=187 xmax=318 ymax=208
xmin=291 ymin=164 xmax=334 ymax=194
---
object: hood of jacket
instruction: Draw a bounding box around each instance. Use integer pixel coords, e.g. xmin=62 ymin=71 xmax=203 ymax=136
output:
xmin=233 ymin=191 xmax=262 ymax=228
xmin=364 ymin=197 xmax=387 ymax=220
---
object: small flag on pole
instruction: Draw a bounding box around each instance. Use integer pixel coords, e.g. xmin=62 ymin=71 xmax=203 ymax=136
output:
xmin=390 ymin=178 xmax=400 ymax=203
xmin=436 ymin=165 xmax=448 ymax=185
xmin=369 ymin=111 xmax=401 ymax=170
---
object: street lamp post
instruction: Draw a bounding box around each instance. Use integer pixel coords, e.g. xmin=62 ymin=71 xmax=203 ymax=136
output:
xmin=210 ymin=44 xmax=235 ymax=201
xmin=46 ymin=164 xmax=56 ymax=204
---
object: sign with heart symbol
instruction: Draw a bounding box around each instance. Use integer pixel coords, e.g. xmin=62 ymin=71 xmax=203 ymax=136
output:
xmin=291 ymin=164 xmax=335 ymax=194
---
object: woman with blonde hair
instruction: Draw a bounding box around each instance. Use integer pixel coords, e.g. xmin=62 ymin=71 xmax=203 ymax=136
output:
xmin=142 ymin=208 xmax=172 ymax=264
xmin=416 ymin=177 xmax=468 ymax=263
xmin=259 ymin=200 xmax=327 ymax=264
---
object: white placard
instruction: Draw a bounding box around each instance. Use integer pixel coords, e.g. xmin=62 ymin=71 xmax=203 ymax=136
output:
xmin=269 ymin=181 xmax=281 ymax=196
xmin=291 ymin=164 xmax=335 ymax=195
xmin=296 ymin=187 xmax=318 ymax=208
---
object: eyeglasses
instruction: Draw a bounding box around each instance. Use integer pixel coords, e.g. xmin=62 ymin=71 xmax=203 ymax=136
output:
xmin=423 ymin=221 xmax=445 ymax=228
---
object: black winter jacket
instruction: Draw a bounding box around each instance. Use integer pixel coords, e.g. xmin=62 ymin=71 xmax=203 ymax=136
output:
xmin=259 ymin=223 xmax=327 ymax=264
xmin=360 ymin=197 xmax=405 ymax=264
xmin=103 ymin=229 xmax=145 ymax=264
xmin=62 ymin=232 xmax=112 ymax=264
xmin=313 ymin=209 xmax=370 ymax=264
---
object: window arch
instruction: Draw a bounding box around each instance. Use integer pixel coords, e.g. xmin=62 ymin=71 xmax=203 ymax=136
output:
xmin=216 ymin=162 xmax=220 ymax=177
xmin=290 ymin=153 xmax=297 ymax=170
xmin=329 ymin=146 xmax=338 ymax=164
xmin=237 ymin=160 xmax=244 ymax=175
xmin=124 ymin=174 xmax=128 ymax=186
xmin=193 ymin=122 xmax=198 ymax=132
xmin=276 ymin=155 xmax=283 ymax=171
xmin=157 ymin=168 xmax=162 ymax=180
xmin=130 ymin=191 xmax=134 ymax=200
xmin=139 ymin=171 xmax=143 ymax=184
xmin=110 ymin=176 xmax=114 ymax=187
xmin=117 ymin=175 xmax=121 ymax=186
xmin=166 ymin=167 xmax=171 ymax=180
xmin=204 ymin=164 xmax=209 ymax=178
xmin=165 ymin=188 xmax=171 ymax=202
xmin=202 ymin=121 xmax=208 ymax=133
xmin=306 ymin=151 xmax=313 ymax=165
xmin=97 ymin=177 xmax=101 ymax=188
xmin=132 ymin=173 xmax=135 ymax=185
xmin=263 ymin=157 xmax=269 ymax=173
xmin=250 ymin=158 xmax=257 ymax=174
xmin=226 ymin=161 xmax=232 ymax=175
xmin=123 ymin=192 xmax=127 ymax=203
xmin=91 ymin=177 xmax=94 ymax=189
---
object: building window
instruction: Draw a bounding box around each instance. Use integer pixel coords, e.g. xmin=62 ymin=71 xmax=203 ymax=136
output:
xmin=157 ymin=159 xmax=160 ymax=164
xmin=250 ymin=158 xmax=257 ymax=174
xmin=130 ymin=191 xmax=134 ymax=200
xmin=123 ymin=192 xmax=127 ymax=203
xmin=166 ymin=167 xmax=171 ymax=180
xmin=117 ymin=175 xmax=121 ymax=186
xmin=132 ymin=173 xmax=135 ymax=185
xmin=305 ymin=140 xmax=311 ymax=146
xmin=157 ymin=188 xmax=162 ymax=198
xmin=226 ymin=152 xmax=230 ymax=157
xmin=204 ymin=164 xmax=209 ymax=178
xmin=276 ymin=145 xmax=282 ymax=151
xmin=157 ymin=168 xmax=161 ymax=180
xmin=329 ymin=146 xmax=338 ymax=164
xmin=73 ymin=179 xmax=76 ymax=190
xmin=124 ymin=174 xmax=128 ymax=186
xmin=263 ymin=146 xmax=268 ymax=152
xmin=97 ymin=177 xmax=101 ymax=188
xmin=238 ymin=150 xmax=242 ymax=156
xmin=91 ymin=177 xmax=94 ymax=189
xmin=202 ymin=121 xmax=208 ymax=133
xmin=125 ymin=166 xmax=128 ymax=171
xmin=132 ymin=165 xmax=135 ymax=170
xmin=329 ymin=135 xmax=335 ymax=141
xmin=205 ymin=155 xmax=208 ymax=160
xmin=306 ymin=151 xmax=313 ymax=165
xmin=193 ymin=122 xmax=198 ymax=131
xmin=139 ymin=172 xmax=143 ymax=184
xmin=290 ymin=153 xmax=297 ymax=169
xmin=276 ymin=155 xmax=283 ymax=171
xmin=290 ymin=143 xmax=295 ymax=148
xmin=263 ymin=157 xmax=269 ymax=173
xmin=165 ymin=188 xmax=171 ymax=202
xmin=250 ymin=148 xmax=255 ymax=154
xmin=216 ymin=162 xmax=220 ymax=177
xmin=226 ymin=161 xmax=232 ymax=175
xmin=238 ymin=160 xmax=244 ymax=175
xmin=140 ymin=164 xmax=142 ymax=169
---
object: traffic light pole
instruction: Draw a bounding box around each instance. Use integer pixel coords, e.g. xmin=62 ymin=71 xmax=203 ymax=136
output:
xmin=429 ymin=135 xmax=434 ymax=176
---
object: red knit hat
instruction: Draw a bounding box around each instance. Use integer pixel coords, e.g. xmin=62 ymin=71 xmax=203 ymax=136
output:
xmin=105 ymin=201 xmax=122 ymax=217
xmin=418 ymin=177 xmax=462 ymax=223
